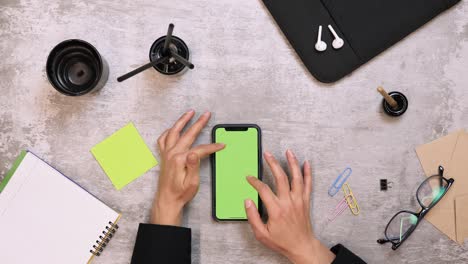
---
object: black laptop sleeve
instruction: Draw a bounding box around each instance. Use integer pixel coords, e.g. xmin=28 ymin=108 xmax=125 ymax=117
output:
xmin=263 ymin=0 xmax=461 ymax=83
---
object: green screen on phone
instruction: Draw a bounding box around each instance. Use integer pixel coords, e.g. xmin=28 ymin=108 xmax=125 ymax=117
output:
xmin=214 ymin=127 xmax=259 ymax=220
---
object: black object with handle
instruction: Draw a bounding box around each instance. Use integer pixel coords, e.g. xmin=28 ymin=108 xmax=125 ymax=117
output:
xmin=262 ymin=0 xmax=461 ymax=83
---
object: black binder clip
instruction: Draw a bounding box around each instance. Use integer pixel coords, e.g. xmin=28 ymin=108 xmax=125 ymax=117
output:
xmin=380 ymin=179 xmax=393 ymax=191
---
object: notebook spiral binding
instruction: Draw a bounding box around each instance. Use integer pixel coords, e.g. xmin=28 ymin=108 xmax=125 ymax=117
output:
xmin=89 ymin=221 xmax=119 ymax=257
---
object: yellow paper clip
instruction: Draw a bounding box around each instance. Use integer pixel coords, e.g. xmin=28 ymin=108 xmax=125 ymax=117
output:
xmin=342 ymin=183 xmax=360 ymax=216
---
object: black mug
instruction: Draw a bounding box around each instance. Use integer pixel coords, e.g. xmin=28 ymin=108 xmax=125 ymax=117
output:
xmin=46 ymin=39 xmax=109 ymax=96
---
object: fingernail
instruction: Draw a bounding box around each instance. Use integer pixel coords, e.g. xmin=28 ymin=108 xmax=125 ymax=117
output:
xmin=245 ymin=199 xmax=252 ymax=208
xmin=203 ymin=111 xmax=211 ymax=117
xmin=264 ymin=151 xmax=272 ymax=157
xmin=286 ymin=149 xmax=295 ymax=158
xmin=217 ymin=143 xmax=226 ymax=148
xmin=304 ymin=160 xmax=310 ymax=168
xmin=246 ymin=175 xmax=254 ymax=180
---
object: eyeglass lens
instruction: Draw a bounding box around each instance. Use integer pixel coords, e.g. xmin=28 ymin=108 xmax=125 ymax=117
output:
xmin=417 ymin=176 xmax=448 ymax=208
xmin=386 ymin=212 xmax=418 ymax=243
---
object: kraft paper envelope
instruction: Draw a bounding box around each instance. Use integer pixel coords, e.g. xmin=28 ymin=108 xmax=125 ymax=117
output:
xmin=455 ymin=194 xmax=468 ymax=245
xmin=416 ymin=130 xmax=468 ymax=244
xmin=415 ymin=130 xmax=462 ymax=176
xmin=445 ymin=132 xmax=468 ymax=244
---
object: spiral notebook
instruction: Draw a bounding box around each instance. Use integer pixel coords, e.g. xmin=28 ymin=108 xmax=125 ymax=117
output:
xmin=0 ymin=151 xmax=121 ymax=264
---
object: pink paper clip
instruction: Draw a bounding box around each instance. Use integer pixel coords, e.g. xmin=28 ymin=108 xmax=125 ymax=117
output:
xmin=327 ymin=195 xmax=351 ymax=223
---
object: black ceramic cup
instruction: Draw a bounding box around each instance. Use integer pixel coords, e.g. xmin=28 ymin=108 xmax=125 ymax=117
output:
xmin=46 ymin=39 xmax=109 ymax=96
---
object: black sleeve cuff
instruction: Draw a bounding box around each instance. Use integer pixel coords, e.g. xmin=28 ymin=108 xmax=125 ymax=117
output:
xmin=331 ymin=244 xmax=366 ymax=264
xmin=131 ymin=223 xmax=191 ymax=264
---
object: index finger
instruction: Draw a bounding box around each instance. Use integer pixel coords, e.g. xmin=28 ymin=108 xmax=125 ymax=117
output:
xmin=190 ymin=143 xmax=226 ymax=159
xmin=246 ymin=176 xmax=278 ymax=213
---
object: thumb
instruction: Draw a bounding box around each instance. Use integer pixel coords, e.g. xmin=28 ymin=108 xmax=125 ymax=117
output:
xmin=245 ymin=199 xmax=269 ymax=242
xmin=185 ymin=152 xmax=200 ymax=187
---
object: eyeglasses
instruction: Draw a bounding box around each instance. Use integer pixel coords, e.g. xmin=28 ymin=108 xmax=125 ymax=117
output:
xmin=377 ymin=166 xmax=454 ymax=250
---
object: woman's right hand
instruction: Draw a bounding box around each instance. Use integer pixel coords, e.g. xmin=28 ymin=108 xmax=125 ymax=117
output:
xmin=244 ymin=150 xmax=335 ymax=264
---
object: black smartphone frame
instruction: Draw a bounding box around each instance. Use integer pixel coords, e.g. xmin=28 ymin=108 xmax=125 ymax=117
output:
xmin=211 ymin=124 xmax=263 ymax=221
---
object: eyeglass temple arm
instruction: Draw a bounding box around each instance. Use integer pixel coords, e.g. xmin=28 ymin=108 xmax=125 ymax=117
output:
xmin=377 ymin=236 xmax=401 ymax=244
xmin=438 ymin=165 xmax=444 ymax=176
xmin=377 ymin=238 xmax=389 ymax=244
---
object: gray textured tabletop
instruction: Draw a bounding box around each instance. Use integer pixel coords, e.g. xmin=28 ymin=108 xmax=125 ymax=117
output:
xmin=1 ymin=0 xmax=468 ymax=263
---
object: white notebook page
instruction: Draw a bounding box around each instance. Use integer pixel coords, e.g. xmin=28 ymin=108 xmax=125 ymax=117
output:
xmin=0 ymin=152 xmax=120 ymax=264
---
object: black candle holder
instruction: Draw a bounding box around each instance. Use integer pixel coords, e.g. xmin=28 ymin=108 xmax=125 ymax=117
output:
xmin=149 ymin=35 xmax=190 ymax=75
xmin=382 ymin=91 xmax=408 ymax=117
xmin=117 ymin=24 xmax=194 ymax=82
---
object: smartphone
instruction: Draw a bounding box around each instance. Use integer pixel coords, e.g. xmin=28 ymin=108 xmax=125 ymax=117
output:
xmin=211 ymin=124 xmax=262 ymax=221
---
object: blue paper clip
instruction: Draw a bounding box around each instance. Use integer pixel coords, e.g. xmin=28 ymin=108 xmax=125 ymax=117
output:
xmin=328 ymin=167 xmax=352 ymax=197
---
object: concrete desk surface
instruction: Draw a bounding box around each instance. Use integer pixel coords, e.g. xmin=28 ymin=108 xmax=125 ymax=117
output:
xmin=1 ymin=0 xmax=468 ymax=263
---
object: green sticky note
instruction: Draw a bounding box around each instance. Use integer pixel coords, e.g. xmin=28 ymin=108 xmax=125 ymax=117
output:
xmin=91 ymin=123 xmax=158 ymax=190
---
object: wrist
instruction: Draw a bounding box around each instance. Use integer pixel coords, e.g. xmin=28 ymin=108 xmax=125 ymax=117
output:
xmin=150 ymin=198 xmax=184 ymax=226
xmin=288 ymin=238 xmax=336 ymax=264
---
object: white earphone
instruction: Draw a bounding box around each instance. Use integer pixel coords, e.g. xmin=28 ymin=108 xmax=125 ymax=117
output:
xmin=328 ymin=25 xmax=344 ymax=50
xmin=315 ymin=25 xmax=327 ymax=52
